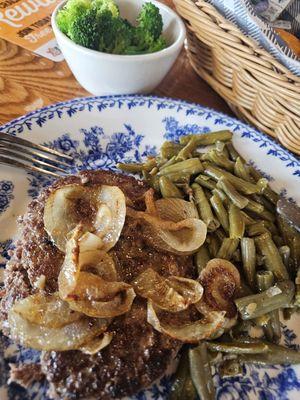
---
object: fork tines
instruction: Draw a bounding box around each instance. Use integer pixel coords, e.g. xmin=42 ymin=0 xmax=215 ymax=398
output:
xmin=0 ymin=132 xmax=72 ymax=177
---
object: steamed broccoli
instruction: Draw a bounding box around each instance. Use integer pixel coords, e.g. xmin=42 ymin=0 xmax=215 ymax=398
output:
xmin=56 ymin=0 xmax=167 ymax=55
xmin=137 ymin=2 xmax=163 ymax=41
xmin=92 ymin=0 xmax=119 ymax=17
xmin=69 ymin=8 xmax=100 ymax=49
xmin=56 ymin=0 xmax=91 ymax=36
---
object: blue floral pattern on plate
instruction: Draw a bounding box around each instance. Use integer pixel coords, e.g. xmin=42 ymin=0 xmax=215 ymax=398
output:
xmin=0 ymin=181 xmax=14 ymax=215
xmin=0 ymin=95 xmax=299 ymax=400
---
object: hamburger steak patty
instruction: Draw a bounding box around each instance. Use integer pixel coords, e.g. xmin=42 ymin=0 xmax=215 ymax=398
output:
xmin=1 ymin=170 xmax=195 ymax=399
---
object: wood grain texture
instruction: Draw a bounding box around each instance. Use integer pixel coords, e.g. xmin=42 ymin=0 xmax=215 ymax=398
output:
xmin=0 ymin=0 xmax=231 ymax=125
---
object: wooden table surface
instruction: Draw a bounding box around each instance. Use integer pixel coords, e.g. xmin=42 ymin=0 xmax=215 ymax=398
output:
xmin=0 ymin=1 xmax=232 ymax=125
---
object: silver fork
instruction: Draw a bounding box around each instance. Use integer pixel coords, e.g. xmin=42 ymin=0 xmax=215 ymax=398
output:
xmin=0 ymin=132 xmax=73 ymax=177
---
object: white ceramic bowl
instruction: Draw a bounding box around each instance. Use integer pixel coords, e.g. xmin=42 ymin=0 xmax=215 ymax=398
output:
xmin=51 ymin=0 xmax=186 ymax=95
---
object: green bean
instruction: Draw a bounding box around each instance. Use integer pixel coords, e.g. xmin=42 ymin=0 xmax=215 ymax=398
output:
xmin=215 ymin=140 xmax=227 ymax=154
xmin=117 ymin=162 xmax=147 ymax=173
xmin=250 ymin=193 xmax=274 ymax=212
xmin=159 ymin=155 xmax=177 ymax=170
xmin=279 ymin=246 xmax=291 ymax=269
xmin=241 ymin=238 xmax=256 ymax=289
xmin=202 ymin=149 xmax=235 ymax=172
xmin=270 ymin=308 xmax=281 ymax=342
xmin=204 ymin=165 xmax=261 ymax=195
xmin=229 ymin=204 xmax=245 ymax=239
xmin=290 ymin=235 xmax=300 ymax=274
xmin=241 ymin=210 xmax=255 ymax=225
xmin=194 ymin=174 xmax=216 ymax=190
xmin=148 ymin=174 xmax=160 ymax=191
xmin=207 ymin=341 xmax=269 ymax=354
xmin=158 ymin=158 xmax=203 ymax=177
xmin=149 ymin=166 xmax=158 ymax=176
xmin=162 ymin=171 xmax=191 ymax=184
xmin=248 ymin=165 xmax=278 ymax=204
xmin=257 ymin=270 xmax=274 ymax=290
xmin=226 ymin=141 xmax=241 ymax=161
xmin=219 ymin=359 xmax=243 ymax=378
xmin=235 ymin=280 xmax=295 ymax=320
xmin=248 ymin=165 xmax=262 ymax=181
xmin=192 ymin=183 xmax=220 ymax=231
xmin=169 ymin=351 xmax=197 ymax=400
xmin=210 ymin=193 xmax=229 ymax=232
xmin=207 ymin=234 xmax=220 ymax=258
xmin=176 ymin=137 xmax=198 ymax=161
xmin=233 ymin=157 xmax=251 ymax=181
xmin=215 ymin=228 xmax=226 ymax=242
xmin=257 ymin=178 xmax=269 ymax=193
xmin=217 ymin=178 xmax=249 ymax=209
xmin=257 ymin=209 xmax=276 ymax=222
xmin=262 ymin=186 xmax=279 ymax=205
xmin=255 ymin=233 xmax=289 ymax=280
xmin=180 ymin=130 xmax=232 ymax=146
xmin=159 ymin=176 xmax=183 ymax=199
xmin=212 ymin=188 xmax=228 ymax=203
xmin=263 ymin=220 xmax=278 ymax=235
xmin=277 ymin=216 xmax=300 ymax=274
xmin=217 ymin=238 xmax=239 ymax=260
xmin=160 ymin=141 xmax=183 ymax=159
xmin=257 ymin=271 xmax=279 ymax=342
xmin=245 ymin=198 xmax=265 ymax=214
xmin=246 ymin=221 xmax=270 ymax=237
xmin=189 ymin=343 xmax=215 ymax=400
xmin=194 ymin=244 xmax=210 ymax=274
xmin=239 ymin=342 xmax=300 ymax=365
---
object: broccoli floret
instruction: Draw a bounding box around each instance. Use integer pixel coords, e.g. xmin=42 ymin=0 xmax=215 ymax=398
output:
xmin=92 ymin=0 xmax=119 ymax=17
xmin=137 ymin=2 xmax=163 ymax=40
xmin=69 ymin=8 xmax=100 ymax=49
xmin=146 ymin=36 xmax=167 ymax=53
xmin=110 ymin=18 xmax=133 ymax=54
xmin=56 ymin=0 xmax=91 ymax=36
xmin=96 ymin=13 xmax=133 ymax=54
xmin=125 ymin=35 xmax=167 ymax=55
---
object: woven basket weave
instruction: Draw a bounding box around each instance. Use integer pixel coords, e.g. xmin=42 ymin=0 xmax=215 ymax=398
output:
xmin=173 ymin=0 xmax=300 ymax=155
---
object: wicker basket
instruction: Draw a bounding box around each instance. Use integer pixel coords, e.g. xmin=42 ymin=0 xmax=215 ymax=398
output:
xmin=173 ymin=0 xmax=300 ymax=154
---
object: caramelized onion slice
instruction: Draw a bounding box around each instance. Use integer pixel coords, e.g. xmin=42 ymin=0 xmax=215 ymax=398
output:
xmin=44 ymin=184 xmax=126 ymax=252
xmin=127 ymin=208 xmax=207 ymax=255
xmin=155 ymin=198 xmax=199 ymax=221
xmin=67 ymin=288 xmax=136 ymax=318
xmin=195 ymin=299 xmax=237 ymax=339
xmin=133 ymin=268 xmax=203 ymax=312
xmin=69 ymin=272 xmax=131 ymax=301
xmin=199 ymin=258 xmax=240 ymax=318
xmin=8 ymin=310 xmax=110 ymax=351
xmin=80 ymin=332 xmax=113 ymax=355
xmin=147 ymin=301 xmax=225 ymax=343
xmin=12 ymin=293 xmax=82 ymax=328
xmin=94 ymin=185 xmax=126 ymax=252
xmin=58 ymin=226 xmax=118 ymax=300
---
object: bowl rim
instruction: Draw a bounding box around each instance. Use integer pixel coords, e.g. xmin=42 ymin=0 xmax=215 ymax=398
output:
xmin=51 ymin=0 xmax=186 ymax=61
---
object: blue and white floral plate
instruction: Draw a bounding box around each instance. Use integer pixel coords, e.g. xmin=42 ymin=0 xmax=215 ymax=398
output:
xmin=0 ymin=95 xmax=299 ymax=400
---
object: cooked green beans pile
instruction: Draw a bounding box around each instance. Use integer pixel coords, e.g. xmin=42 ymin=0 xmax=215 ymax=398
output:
xmin=117 ymin=130 xmax=300 ymax=399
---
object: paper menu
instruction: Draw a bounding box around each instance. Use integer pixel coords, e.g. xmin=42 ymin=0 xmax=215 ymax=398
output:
xmin=0 ymin=0 xmax=64 ymax=61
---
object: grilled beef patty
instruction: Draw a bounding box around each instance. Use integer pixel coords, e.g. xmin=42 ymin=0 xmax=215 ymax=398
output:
xmin=1 ymin=170 xmax=194 ymax=399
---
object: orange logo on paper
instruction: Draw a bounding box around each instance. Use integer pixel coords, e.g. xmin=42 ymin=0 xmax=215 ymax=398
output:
xmin=0 ymin=0 xmax=61 ymax=51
